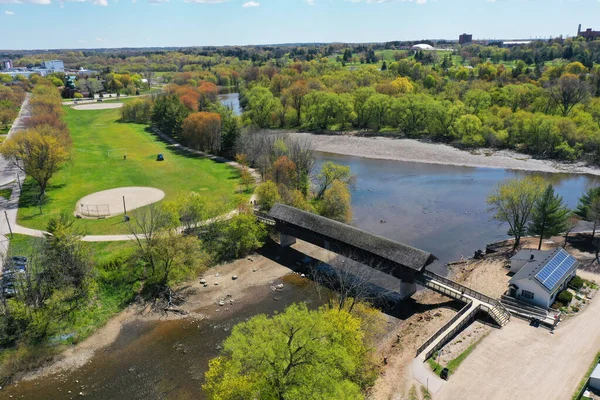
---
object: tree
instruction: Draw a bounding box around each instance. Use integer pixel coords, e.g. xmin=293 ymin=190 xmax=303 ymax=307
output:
xmin=311 ymin=256 xmax=392 ymax=313
xmin=318 ymin=180 xmax=353 ymax=223
xmin=1 ymin=127 xmax=71 ymax=197
xmin=256 ymin=181 xmax=281 ymax=211
xmin=315 ymin=161 xmax=353 ymax=200
xmin=203 ymin=303 xmax=368 ymax=400
xmin=487 ymin=177 xmax=545 ymax=250
xmin=575 ymin=187 xmax=600 ymax=219
xmin=43 ymin=213 xmax=92 ymax=298
xmin=244 ymin=86 xmax=280 ymax=128
xmin=215 ymin=213 xmax=267 ymax=260
xmin=181 ymin=112 xmax=222 ymax=154
xmin=527 ymin=185 xmax=570 ymax=250
xmin=547 ymin=74 xmax=590 ymax=116
xmin=284 ymin=80 xmax=309 ymax=126
xmin=151 ymin=94 xmax=190 ymax=138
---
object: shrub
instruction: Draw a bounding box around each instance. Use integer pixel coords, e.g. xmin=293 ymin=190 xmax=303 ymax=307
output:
xmin=569 ymin=276 xmax=584 ymax=290
xmin=73 ymin=92 xmax=83 ymax=99
xmin=557 ymin=290 xmax=573 ymax=305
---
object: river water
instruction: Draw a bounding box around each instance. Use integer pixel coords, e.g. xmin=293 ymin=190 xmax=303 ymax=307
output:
xmin=4 ymin=151 xmax=600 ymax=399
xmin=315 ymin=152 xmax=600 ymax=267
xmin=217 ymin=93 xmax=241 ymax=116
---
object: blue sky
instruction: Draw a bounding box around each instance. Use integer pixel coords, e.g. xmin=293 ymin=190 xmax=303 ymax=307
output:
xmin=0 ymin=0 xmax=599 ymax=50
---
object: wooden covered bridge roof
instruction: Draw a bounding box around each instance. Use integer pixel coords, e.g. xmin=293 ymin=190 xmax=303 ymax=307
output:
xmin=268 ymin=203 xmax=436 ymax=275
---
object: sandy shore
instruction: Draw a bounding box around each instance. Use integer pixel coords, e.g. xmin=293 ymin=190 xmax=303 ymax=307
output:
xmin=293 ymin=132 xmax=600 ymax=176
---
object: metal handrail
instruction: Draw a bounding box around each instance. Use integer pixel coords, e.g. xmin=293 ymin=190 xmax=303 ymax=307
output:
xmin=415 ymin=301 xmax=473 ymax=357
xmin=421 ymin=270 xmax=511 ymax=323
xmin=421 ymin=305 xmax=481 ymax=360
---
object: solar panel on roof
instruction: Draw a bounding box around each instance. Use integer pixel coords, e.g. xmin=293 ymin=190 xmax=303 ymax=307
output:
xmin=535 ymin=249 xmax=577 ymax=291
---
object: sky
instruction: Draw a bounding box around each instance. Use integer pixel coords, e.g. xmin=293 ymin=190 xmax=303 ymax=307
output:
xmin=0 ymin=0 xmax=599 ymax=50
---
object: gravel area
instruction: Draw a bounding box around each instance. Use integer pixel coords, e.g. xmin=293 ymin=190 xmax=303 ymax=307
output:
xmin=72 ymin=102 xmax=124 ymax=111
xmin=294 ymin=132 xmax=600 ymax=176
xmin=76 ymin=186 xmax=165 ymax=217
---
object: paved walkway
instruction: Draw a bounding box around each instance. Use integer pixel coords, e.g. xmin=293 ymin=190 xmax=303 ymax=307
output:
xmin=437 ymin=285 xmax=600 ymax=400
xmin=0 ymin=94 xmax=30 ymax=272
xmin=1 ymin=125 xmax=261 ymax=255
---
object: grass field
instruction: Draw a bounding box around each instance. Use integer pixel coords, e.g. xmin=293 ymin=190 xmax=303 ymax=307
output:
xmin=16 ymin=105 xmax=244 ymax=235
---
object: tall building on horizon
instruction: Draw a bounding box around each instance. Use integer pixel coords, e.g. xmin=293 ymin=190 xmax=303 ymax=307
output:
xmin=459 ymin=33 xmax=473 ymax=45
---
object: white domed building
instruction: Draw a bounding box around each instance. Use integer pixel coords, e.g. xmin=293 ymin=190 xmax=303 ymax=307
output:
xmin=411 ymin=44 xmax=435 ymax=51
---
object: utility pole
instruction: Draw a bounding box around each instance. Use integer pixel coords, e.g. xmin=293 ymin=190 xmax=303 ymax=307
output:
xmin=122 ymin=196 xmax=127 ymax=217
xmin=4 ymin=211 xmax=13 ymax=239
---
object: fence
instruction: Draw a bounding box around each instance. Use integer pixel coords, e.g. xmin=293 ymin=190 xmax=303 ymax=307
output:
xmin=416 ymin=301 xmax=474 ymax=358
xmin=80 ymin=203 xmax=110 ymax=218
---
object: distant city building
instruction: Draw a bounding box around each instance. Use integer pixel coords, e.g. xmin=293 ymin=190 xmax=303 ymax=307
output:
xmin=578 ymin=24 xmax=600 ymax=40
xmin=411 ymin=43 xmax=435 ymax=51
xmin=1 ymin=59 xmax=12 ymax=70
xmin=0 ymin=59 xmax=65 ymax=80
xmin=40 ymin=60 xmax=65 ymax=73
xmin=459 ymin=33 xmax=473 ymax=45
xmin=508 ymin=249 xmax=579 ymax=309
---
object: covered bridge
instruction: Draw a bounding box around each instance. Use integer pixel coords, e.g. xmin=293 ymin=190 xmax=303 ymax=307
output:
xmin=267 ymin=203 xmax=437 ymax=299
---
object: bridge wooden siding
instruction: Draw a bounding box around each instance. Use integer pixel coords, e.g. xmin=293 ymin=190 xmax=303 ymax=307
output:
xmin=267 ymin=203 xmax=437 ymax=283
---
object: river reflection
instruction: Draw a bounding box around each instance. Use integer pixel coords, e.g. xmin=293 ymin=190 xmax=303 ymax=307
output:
xmin=315 ymin=152 xmax=600 ymax=267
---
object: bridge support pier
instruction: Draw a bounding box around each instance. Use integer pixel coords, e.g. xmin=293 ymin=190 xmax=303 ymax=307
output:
xmin=399 ymin=281 xmax=417 ymax=300
xmin=279 ymin=233 xmax=297 ymax=247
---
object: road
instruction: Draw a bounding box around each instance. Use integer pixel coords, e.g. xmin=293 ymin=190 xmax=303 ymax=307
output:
xmin=0 ymin=94 xmax=30 ymax=273
xmin=437 ymin=284 xmax=600 ymax=400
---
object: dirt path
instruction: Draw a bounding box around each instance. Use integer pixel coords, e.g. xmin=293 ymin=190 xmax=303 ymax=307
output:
xmin=72 ymin=102 xmax=124 ymax=110
xmin=437 ymin=275 xmax=600 ymax=400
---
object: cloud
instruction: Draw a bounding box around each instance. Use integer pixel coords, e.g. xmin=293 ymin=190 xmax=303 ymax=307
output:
xmin=0 ymin=0 xmax=50 ymax=4
xmin=305 ymin=0 xmax=315 ymax=4
xmin=4 ymin=9 xmax=15 ymax=13
xmin=242 ymin=0 xmax=258 ymax=6
xmin=184 ymin=0 xmax=229 ymax=3
xmin=346 ymin=0 xmax=427 ymax=3
xmin=148 ymin=0 xmax=168 ymax=3
xmin=96 ymin=37 xmax=105 ymax=42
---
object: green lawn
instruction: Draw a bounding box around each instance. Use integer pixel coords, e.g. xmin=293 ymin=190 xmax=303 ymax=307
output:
xmin=16 ymin=105 xmax=244 ymax=235
xmin=8 ymin=233 xmax=136 ymax=264
xmin=0 ymin=187 xmax=11 ymax=200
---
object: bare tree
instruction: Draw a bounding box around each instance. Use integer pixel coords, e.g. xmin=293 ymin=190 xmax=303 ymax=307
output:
xmin=310 ymin=254 xmax=394 ymax=312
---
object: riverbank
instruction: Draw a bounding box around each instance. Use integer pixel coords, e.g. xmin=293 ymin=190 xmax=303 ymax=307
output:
xmin=293 ymin=132 xmax=600 ymax=176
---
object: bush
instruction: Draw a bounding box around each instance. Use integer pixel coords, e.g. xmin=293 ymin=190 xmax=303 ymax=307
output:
xmin=569 ymin=276 xmax=584 ymax=290
xmin=73 ymin=92 xmax=83 ymax=99
xmin=557 ymin=290 xmax=573 ymax=305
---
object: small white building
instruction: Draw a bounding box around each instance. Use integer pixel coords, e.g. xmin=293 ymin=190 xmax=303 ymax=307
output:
xmin=591 ymin=363 xmax=600 ymax=391
xmin=508 ymin=248 xmax=579 ymax=309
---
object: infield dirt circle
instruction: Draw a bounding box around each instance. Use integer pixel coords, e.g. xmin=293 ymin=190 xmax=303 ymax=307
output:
xmin=76 ymin=187 xmax=165 ymax=218
xmin=72 ymin=102 xmax=124 ymax=111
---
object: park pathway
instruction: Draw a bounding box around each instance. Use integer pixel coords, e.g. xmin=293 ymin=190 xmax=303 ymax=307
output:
xmin=1 ymin=123 xmax=261 ymax=256
xmin=0 ymin=94 xmax=31 ymax=272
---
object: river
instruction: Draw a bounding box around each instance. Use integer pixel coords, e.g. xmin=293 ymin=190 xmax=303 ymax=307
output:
xmin=217 ymin=93 xmax=241 ymax=116
xmin=4 ymin=152 xmax=600 ymax=399
xmin=315 ymin=152 xmax=600 ymax=267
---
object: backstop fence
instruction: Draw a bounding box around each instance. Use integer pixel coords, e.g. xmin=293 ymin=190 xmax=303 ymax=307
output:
xmin=80 ymin=203 xmax=111 ymax=218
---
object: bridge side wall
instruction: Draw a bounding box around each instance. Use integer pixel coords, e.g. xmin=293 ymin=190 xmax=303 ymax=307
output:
xmin=275 ymin=222 xmax=418 ymax=291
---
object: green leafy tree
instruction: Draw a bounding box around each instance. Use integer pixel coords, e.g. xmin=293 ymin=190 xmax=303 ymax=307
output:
xmin=244 ymin=86 xmax=280 ymax=128
xmin=256 ymin=181 xmax=281 ymax=211
xmin=527 ymin=185 xmax=570 ymax=250
xmin=487 ymin=177 xmax=545 ymax=250
xmin=315 ymin=161 xmax=353 ymax=200
xmin=151 ymin=94 xmax=190 ymax=137
xmin=203 ymin=303 xmax=367 ymax=400
xmin=318 ymin=180 xmax=353 ymax=223
xmin=216 ymin=213 xmax=267 ymax=260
